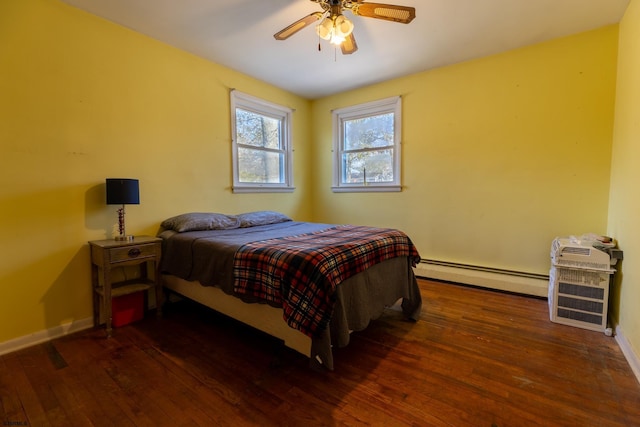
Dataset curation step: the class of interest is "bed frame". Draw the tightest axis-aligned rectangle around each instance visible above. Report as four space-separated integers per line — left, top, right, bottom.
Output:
162 274 312 356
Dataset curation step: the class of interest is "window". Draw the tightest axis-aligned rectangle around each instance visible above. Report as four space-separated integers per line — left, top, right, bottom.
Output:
332 96 402 192
231 90 294 193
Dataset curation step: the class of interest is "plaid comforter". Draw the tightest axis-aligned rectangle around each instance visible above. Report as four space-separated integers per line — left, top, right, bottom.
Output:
233 225 420 338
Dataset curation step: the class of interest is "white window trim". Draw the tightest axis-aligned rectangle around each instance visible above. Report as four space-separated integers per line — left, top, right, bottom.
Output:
230 90 295 193
331 96 402 193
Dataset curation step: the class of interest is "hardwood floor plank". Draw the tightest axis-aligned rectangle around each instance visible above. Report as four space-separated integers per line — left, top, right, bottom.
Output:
57 335 144 426
0 356 29 425
3 352 49 426
2 279 639 426
125 317 292 426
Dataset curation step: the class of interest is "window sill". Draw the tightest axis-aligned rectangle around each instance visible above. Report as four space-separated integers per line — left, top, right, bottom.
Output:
232 185 295 194
331 185 402 193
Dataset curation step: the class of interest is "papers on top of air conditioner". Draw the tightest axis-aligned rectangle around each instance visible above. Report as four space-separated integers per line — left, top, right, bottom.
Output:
551 234 622 272
569 233 616 250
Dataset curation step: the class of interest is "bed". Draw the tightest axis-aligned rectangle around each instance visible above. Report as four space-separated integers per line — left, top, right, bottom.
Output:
158 211 422 370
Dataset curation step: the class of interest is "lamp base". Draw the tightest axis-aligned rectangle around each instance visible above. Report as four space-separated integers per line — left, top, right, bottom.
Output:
115 235 135 242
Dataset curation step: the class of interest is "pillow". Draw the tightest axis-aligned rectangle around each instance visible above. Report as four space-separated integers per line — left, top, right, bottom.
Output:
237 211 292 228
160 212 240 232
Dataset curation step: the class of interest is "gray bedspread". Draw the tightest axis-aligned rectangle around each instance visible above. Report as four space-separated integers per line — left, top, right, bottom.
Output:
159 221 422 370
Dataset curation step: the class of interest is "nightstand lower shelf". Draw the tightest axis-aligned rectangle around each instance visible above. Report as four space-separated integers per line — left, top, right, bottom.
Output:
95 280 156 298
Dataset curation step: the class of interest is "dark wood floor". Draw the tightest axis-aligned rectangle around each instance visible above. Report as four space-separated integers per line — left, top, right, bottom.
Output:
2 279 640 426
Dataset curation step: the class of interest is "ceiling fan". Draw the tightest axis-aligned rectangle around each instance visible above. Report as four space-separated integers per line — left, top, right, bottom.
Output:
274 0 416 55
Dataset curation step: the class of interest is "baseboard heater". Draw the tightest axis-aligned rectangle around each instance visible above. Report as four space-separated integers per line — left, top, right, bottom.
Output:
414 259 549 297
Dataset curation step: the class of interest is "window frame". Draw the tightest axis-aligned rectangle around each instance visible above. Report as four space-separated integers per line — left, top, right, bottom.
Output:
230 90 294 193
331 96 402 193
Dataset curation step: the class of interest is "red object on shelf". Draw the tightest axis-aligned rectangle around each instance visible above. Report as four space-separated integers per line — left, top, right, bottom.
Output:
112 291 144 327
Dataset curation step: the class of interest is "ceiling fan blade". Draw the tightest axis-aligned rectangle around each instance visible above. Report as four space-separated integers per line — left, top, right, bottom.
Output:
274 12 323 40
352 3 416 24
341 33 358 55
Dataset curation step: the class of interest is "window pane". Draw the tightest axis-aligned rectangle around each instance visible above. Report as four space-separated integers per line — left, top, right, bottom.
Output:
236 108 281 149
238 147 284 183
344 113 394 150
341 149 394 184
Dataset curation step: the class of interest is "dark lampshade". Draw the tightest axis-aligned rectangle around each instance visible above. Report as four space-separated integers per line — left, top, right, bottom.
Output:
106 178 140 241
106 179 140 205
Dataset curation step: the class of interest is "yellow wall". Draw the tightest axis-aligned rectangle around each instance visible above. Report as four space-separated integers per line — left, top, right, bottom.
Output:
0 0 312 343
311 26 618 275
609 0 640 362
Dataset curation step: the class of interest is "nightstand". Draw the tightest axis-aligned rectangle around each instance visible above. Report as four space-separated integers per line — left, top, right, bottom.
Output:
89 236 162 337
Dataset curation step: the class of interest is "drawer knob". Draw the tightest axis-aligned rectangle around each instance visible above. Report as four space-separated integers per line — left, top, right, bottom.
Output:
128 248 141 257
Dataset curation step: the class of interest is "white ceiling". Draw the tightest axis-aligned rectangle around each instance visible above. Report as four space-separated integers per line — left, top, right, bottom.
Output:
61 0 629 100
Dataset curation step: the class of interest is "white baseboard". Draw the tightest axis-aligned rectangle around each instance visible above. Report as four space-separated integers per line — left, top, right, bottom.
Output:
0 317 94 356
615 325 640 385
415 260 549 297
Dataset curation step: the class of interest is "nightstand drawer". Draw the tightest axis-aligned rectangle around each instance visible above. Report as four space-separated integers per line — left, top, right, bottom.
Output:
110 243 157 263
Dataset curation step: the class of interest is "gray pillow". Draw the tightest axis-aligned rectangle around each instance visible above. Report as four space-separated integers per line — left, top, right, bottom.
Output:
237 211 292 228
160 212 240 232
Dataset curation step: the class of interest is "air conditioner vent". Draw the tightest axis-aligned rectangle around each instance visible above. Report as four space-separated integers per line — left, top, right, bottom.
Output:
558 282 605 299
561 246 591 256
557 296 603 314
557 308 602 325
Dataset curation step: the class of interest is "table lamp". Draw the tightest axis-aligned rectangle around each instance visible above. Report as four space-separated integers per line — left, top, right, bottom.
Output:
106 178 140 241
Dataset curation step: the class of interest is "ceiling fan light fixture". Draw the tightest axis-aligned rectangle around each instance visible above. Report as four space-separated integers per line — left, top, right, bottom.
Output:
334 15 354 38
316 16 334 40
330 34 346 45
316 14 353 46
